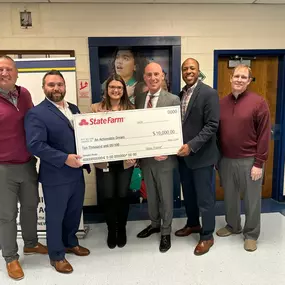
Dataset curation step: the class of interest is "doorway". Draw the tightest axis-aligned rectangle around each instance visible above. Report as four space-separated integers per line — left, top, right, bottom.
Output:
215 53 279 200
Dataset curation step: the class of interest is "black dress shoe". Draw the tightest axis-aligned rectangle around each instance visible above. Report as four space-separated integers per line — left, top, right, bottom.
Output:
159 235 171 253
117 227 127 248
107 230 116 249
137 225 160 238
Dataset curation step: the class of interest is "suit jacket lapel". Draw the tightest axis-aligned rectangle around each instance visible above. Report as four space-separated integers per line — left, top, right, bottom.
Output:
45 99 74 130
140 93 148 108
183 81 201 123
68 103 79 115
156 89 167 107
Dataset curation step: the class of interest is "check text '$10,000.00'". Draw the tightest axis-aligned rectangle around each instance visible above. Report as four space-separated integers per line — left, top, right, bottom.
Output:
73 106 183 164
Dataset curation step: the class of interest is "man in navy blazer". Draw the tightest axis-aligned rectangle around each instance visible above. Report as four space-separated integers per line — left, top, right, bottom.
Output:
24 70 90 274
176 58 220 255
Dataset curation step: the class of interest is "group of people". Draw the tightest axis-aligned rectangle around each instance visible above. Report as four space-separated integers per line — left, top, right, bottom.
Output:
0 54 270 281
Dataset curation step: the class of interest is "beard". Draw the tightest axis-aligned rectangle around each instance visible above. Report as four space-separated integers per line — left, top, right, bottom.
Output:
45 91 65 102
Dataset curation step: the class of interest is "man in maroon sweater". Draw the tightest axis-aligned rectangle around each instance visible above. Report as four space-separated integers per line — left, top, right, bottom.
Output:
216 64 271 252
0 56 47 280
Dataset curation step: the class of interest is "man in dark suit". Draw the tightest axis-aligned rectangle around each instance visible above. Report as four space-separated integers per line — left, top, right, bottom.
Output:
135 62 180 253
24 70 90 274
175 58 220 255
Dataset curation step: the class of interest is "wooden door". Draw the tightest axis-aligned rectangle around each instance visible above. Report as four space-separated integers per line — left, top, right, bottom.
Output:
216 56 278 200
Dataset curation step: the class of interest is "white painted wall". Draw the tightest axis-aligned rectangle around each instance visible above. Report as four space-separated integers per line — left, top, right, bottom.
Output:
1 2 285 205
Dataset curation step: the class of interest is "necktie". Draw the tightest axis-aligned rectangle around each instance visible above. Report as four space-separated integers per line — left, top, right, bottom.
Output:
8 89 19 100
0 89 19 105
147 95 154 108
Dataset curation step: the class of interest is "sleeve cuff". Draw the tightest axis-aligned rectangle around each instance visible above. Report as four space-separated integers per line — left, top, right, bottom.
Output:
253 159 264 168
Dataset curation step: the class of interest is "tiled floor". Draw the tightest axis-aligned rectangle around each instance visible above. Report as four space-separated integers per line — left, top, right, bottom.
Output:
1 213 285 285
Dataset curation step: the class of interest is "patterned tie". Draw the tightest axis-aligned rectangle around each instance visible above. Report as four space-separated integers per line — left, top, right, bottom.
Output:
147 94 154 108
0 88 19 105
8 89 19 106
8 89 19 100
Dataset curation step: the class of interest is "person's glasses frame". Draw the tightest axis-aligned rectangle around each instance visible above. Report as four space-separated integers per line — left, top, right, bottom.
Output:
108 85 123 91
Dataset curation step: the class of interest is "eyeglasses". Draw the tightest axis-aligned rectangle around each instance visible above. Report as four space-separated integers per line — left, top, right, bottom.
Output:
108 85 123 91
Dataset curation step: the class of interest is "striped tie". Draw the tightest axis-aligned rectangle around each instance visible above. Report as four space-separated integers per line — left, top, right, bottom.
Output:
147 95 154 108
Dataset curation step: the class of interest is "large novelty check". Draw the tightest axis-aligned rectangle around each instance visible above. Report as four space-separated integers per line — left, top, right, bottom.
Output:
73 106 183 164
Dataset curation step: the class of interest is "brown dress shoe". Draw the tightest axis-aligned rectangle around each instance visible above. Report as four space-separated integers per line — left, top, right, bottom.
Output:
6 260 24 280
24 242 48 255
50 259 73 274
175 225 201 237
194 238 214 256
66 245 90 256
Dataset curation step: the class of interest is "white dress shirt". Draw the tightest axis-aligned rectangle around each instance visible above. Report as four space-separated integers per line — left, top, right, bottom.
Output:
46 97 74 126
144 88 161 108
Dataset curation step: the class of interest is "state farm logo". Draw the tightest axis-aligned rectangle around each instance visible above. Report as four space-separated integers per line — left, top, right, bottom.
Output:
78 117 125 126
79 119 89 126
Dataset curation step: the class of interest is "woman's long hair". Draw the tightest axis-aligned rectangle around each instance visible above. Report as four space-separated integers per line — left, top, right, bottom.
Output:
111 47 148 83
101 74 134 111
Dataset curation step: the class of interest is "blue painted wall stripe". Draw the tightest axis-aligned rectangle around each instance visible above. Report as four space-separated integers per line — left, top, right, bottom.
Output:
15 60 75 69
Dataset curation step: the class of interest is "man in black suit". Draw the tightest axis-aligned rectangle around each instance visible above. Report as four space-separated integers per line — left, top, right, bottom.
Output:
175 58 220 255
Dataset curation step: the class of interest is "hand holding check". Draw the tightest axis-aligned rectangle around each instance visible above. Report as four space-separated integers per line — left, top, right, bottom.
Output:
177 144 191 157
65 154 83 168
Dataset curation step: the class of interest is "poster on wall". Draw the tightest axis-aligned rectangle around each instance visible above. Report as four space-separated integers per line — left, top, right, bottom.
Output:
98 47 171 104
15 58 86 239
96 47 171 205
78 79 91 99
88 37 182 207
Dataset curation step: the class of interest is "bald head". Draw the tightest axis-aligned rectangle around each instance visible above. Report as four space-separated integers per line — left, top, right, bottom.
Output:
143 62 165 94
145 62 163 73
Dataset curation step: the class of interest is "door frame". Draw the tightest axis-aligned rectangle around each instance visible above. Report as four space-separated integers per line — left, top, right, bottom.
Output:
213 49 285 202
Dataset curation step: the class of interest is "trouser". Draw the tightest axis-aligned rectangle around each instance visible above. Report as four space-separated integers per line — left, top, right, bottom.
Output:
43 177 85 261
0 158 39 263
141 164 174 235
219 157 263 240
179 158 215 240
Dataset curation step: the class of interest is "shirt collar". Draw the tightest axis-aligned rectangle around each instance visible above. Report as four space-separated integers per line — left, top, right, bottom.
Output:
182 80 199 94
0 87 10 96
147 88 161 97
0 86 17 96
231 90 248 100
46 97 69 109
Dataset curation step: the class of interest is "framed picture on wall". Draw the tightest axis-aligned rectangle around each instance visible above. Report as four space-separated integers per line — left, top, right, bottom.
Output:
98 46 171 104
88 36 181 104
88 36 182 207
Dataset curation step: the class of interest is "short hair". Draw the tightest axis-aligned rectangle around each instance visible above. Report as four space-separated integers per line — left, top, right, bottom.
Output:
42 70 65 86
0 55 17 68
232 64 252 79
182 58 200 71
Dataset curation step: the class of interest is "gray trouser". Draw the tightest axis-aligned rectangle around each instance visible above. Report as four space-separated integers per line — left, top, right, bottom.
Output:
0 158 39 263
141 165 174 235
219 157 263 240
